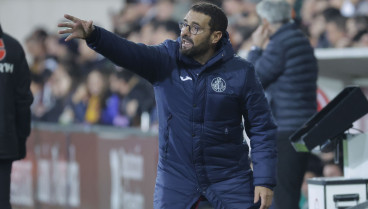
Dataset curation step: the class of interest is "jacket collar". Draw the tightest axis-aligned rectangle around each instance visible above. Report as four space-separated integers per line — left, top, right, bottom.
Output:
270 21 296 40
0 25 3 37
177 31 234 69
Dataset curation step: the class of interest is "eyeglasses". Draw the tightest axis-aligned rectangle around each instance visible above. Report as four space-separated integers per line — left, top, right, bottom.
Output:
178 22 209 35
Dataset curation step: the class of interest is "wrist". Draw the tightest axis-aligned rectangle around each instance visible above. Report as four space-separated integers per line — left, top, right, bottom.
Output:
255 184 274 191
86 25 98 43
86 25 95 39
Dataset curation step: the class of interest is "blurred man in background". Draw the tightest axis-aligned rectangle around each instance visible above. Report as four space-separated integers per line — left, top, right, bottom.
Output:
247 0 318 208
0 24 33 209
58 2 277 209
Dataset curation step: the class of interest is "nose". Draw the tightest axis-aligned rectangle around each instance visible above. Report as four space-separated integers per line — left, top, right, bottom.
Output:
180 25 191 37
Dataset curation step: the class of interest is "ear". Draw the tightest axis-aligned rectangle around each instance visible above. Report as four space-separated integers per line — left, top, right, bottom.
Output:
211 31 223 44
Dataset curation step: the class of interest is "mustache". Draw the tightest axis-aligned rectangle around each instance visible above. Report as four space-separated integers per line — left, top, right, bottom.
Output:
181 36 193 44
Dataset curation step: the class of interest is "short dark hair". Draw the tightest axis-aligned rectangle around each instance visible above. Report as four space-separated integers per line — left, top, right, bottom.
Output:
322 7 341 22
328 15 347 33
190 2 228 37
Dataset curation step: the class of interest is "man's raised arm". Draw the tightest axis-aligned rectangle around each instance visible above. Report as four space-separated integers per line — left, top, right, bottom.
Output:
58 14 171 83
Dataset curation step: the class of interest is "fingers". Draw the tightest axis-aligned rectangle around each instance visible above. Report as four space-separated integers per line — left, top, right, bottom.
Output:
64 14 79 23
260 24 267 34
254 187 273 209
260 25 269 37
263 20 270 29
64 34 76 42
58 19 76 40
58 22 74 28
260 193 266 209
255 25 263 34
260 193 272 209
58 28 74 35
58 14 93 41
254 189 260 204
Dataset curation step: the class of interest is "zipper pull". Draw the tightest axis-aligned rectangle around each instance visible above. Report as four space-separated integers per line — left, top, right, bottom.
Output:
225 128 229 135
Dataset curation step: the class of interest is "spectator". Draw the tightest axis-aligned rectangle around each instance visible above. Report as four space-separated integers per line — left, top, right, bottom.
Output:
346 15 368 40
139 20 157 44
307 7 343 48
56 36 79 64
222 0 248 26
325 13 350 47
323 160 344 177
84 69 110 124
103 70 155 127
26 28 55 85
142 0 176 23
247 0 318 208
111 1 152 37
308 12 330 48
300 0 329 27
299 154 324 209
352 29 368 47
25 28 49 74
78 40 113 76
70 82 89 123
0 24 33 209
151 20 181 44
34 61 77 123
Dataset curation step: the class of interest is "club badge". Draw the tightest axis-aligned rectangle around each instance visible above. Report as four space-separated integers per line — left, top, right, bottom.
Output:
211 77 226 93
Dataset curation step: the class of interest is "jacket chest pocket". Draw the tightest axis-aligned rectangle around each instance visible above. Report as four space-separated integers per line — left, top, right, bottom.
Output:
205 74 242 121
204 124 244 144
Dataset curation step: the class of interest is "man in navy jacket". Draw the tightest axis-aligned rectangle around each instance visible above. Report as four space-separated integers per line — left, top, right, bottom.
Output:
247 1 318 208
0 24 33 209
59 2 277 209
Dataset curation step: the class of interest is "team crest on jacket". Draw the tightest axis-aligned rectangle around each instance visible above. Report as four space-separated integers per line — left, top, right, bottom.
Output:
211 77 226 92
0 39 6 61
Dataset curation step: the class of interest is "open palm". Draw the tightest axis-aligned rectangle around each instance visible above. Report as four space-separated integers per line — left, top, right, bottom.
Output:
58 14 94 41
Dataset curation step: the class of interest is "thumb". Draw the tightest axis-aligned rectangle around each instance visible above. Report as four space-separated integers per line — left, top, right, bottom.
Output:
87 20 93 28
254 189 260 203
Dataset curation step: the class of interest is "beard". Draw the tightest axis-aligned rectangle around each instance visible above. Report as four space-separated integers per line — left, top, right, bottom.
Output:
180 35 212 58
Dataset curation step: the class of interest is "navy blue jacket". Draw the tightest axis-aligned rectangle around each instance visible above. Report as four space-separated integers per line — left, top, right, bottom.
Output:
0 25 33 160
248 22 318 132
87 26 277 209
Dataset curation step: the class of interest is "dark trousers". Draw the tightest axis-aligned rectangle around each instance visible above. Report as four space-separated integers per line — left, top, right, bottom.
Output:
271 131 309 209
0 160 13 209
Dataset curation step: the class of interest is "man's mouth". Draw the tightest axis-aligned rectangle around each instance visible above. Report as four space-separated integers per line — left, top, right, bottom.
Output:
181 38 193 50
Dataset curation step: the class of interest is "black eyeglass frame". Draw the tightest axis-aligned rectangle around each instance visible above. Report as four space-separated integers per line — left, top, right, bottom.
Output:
178 22 211 35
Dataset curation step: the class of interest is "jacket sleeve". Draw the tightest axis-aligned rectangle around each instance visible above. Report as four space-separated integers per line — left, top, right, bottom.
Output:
86 26 171 84
15 45 33 159
247 42 285 89
241 63 277 188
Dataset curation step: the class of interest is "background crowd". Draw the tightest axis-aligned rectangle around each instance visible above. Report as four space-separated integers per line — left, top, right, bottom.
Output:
26 0 368 128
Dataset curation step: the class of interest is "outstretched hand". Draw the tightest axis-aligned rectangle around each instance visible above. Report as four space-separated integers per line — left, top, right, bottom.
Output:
58 14 94 41
254 186 273 209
